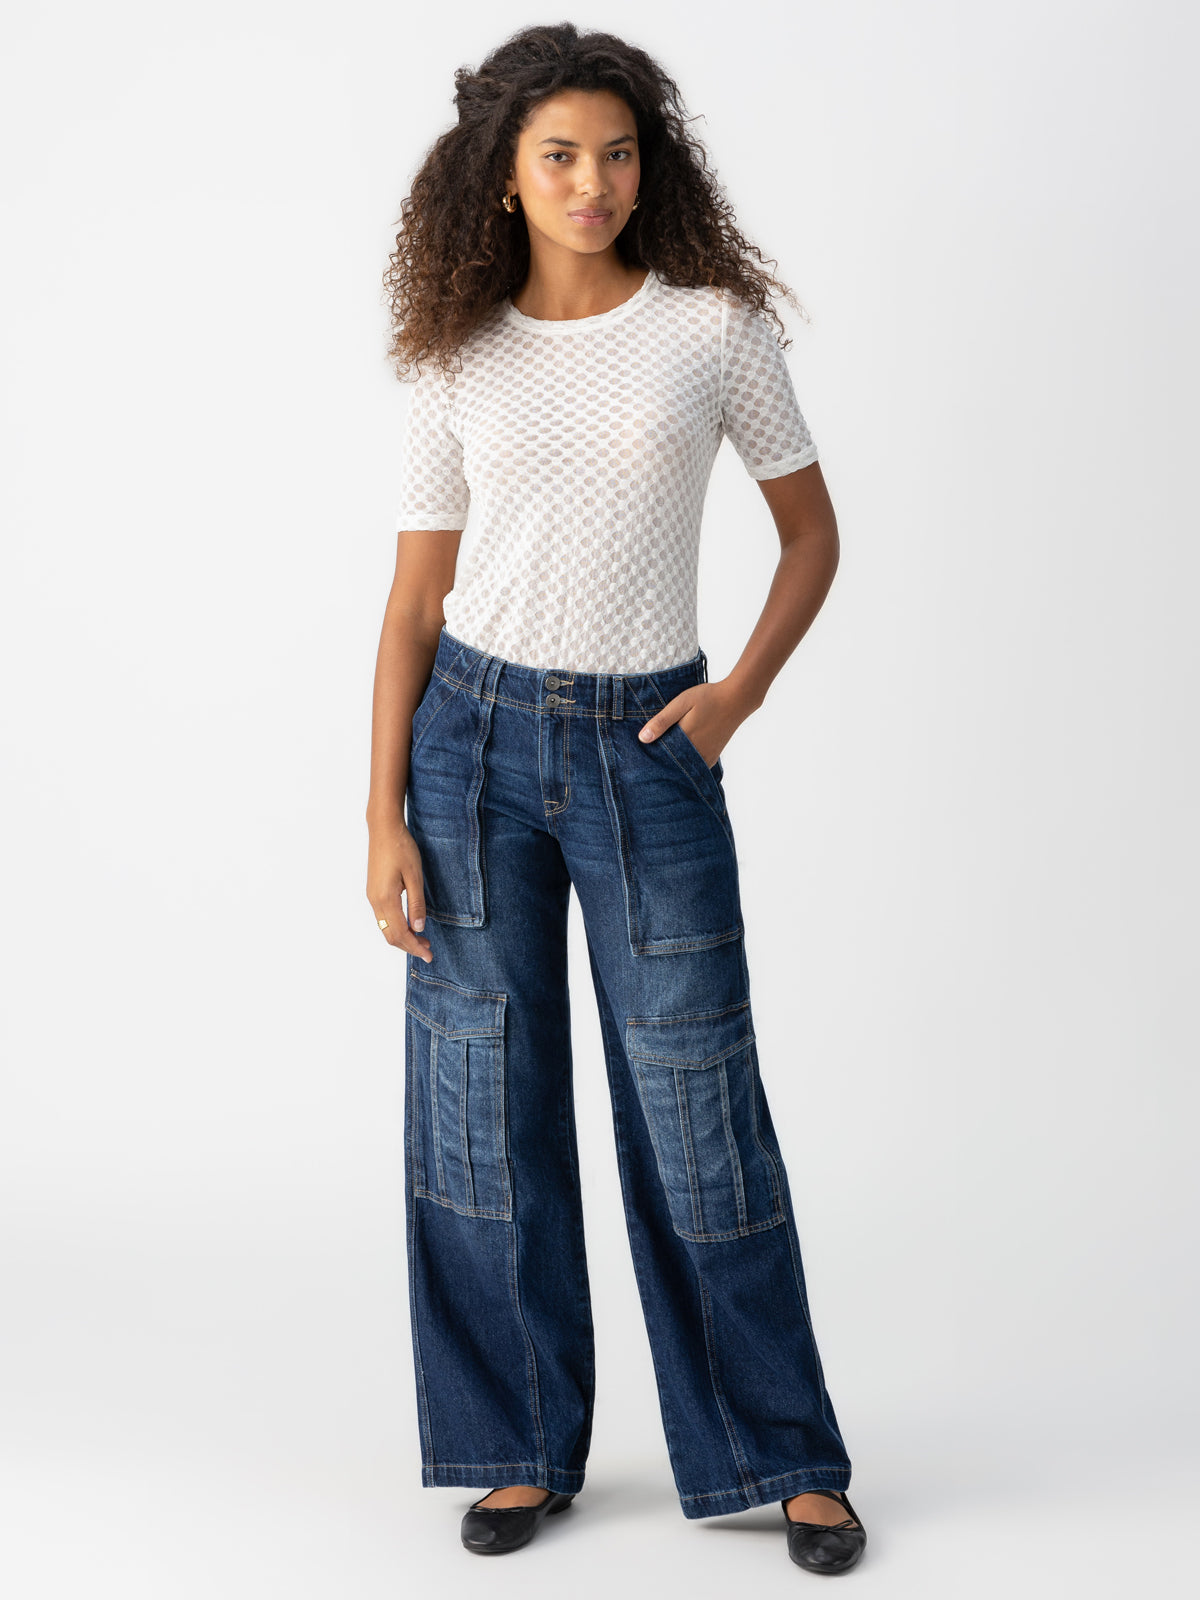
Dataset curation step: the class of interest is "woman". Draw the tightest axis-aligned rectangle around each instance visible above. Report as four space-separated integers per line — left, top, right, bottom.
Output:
367 22 866 1574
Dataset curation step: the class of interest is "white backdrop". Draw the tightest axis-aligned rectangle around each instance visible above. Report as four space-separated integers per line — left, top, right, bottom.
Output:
2 2 1196 1594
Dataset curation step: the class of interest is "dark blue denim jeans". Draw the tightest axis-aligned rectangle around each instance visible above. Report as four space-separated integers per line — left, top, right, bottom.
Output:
403 625 852 1519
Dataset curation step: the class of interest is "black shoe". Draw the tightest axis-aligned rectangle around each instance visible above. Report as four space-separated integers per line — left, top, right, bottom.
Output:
782 1488 866 1573
460 1488 576 1554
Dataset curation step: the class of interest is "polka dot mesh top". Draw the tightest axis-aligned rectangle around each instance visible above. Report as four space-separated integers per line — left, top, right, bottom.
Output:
392 267 819 674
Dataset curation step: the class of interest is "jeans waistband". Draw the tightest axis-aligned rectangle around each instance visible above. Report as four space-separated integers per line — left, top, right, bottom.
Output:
431 626 709 720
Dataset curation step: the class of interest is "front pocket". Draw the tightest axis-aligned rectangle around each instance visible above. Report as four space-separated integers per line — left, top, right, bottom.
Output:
626 1000 784 1243
598 711 742 957
406 972 512 1220
404 677 496 927
409 671 457 754
665 718 725 785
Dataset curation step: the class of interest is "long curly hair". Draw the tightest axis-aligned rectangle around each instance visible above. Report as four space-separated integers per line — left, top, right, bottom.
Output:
383 21 809 380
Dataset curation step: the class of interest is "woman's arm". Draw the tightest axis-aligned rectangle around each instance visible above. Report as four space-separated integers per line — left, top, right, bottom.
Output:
365 529 462 961
639 461 839 764
724 459 840 711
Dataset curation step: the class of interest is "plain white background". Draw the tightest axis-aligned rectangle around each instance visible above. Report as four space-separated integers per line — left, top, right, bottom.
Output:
2 2 1196 1594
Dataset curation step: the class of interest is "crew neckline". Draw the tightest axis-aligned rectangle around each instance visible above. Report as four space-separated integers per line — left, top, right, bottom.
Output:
504 267 659 333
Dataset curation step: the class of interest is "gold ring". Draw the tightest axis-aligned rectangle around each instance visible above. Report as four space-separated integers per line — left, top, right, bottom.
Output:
377 918 389 931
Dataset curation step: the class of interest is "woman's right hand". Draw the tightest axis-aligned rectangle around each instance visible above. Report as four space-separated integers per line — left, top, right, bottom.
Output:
367 813 434 963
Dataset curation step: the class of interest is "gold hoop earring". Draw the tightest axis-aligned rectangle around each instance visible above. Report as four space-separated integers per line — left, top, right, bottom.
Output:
632 193 640 209
502 192 517 213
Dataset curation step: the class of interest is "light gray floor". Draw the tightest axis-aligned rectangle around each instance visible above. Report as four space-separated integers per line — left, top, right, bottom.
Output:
2 1447 1194 1597
3 1393 1193 1596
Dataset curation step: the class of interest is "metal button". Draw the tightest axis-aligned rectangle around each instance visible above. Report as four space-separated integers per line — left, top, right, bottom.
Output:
544 675 561 689
545 693 561 707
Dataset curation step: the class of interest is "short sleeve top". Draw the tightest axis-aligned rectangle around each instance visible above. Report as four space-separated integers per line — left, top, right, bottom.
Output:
393 268 818 674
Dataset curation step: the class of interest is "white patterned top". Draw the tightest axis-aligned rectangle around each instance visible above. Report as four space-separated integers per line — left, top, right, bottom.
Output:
393 267 819 674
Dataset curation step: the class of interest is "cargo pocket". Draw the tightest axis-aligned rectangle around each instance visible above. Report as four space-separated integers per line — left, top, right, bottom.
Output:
626 999 784 1243
598 690 742 957
406 972 512 1221
405 673 496 927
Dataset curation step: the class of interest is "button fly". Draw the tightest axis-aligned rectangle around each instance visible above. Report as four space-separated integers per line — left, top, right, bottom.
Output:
545 693 561 707
544 676 561 689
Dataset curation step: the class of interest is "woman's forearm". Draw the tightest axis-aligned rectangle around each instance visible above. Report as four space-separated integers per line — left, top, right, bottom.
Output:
365 589 444 828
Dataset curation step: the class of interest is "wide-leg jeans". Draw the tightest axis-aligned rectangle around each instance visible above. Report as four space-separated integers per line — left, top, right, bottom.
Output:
402 624 852 1519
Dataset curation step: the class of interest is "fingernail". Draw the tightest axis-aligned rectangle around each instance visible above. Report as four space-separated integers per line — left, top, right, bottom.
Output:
639 728 652 741
413 917 425 931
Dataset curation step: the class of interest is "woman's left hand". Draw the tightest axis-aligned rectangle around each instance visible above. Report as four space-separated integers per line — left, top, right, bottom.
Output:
637 680 744 769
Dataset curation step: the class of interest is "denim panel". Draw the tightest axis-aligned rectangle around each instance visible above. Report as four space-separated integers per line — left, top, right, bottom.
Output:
597 703 743 957
406 971 512 1221
626 1000 785 1243
405 668 495 927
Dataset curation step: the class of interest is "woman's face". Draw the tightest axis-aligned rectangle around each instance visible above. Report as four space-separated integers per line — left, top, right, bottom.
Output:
506 88 641 258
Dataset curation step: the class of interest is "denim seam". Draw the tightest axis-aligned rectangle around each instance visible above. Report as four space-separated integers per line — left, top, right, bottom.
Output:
543 700 574 816
746 1048 785 1215
674 1065 703 1236
558 1022 596 1458
680 1465 852 1502
412 1189 514 1221
497 1028 514 1215
406 1010 424 1195
459 1039 474 1211
429 1031 445 1200
431 670 707 717
466 671 491 923
627 1030 756 1067
505 1182 548 1479
626 998 753 1062
428 671 613 714
630 929 743 954
426 688 715 720
632 1061 670 1203
422 1461 585 1472
673 1211 786 1245
407 1017 435 1467
593 714 642 952
410 678 457 754
696 1269 756 1499
717 1060 749 1232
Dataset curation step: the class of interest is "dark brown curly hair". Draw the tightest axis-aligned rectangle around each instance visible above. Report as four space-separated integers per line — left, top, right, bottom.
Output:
383 21 809 380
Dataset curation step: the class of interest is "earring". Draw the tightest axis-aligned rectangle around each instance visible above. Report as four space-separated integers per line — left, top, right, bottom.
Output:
501 191 517 213
632 192 639 209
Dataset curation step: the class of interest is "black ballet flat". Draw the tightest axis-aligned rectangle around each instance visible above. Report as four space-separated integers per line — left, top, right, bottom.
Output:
782 1488 866 1574
460 1488 576 1554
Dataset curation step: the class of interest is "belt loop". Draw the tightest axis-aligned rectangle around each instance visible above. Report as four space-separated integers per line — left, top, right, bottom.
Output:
699 647 709 684
612 673 624 720
468 647 493 699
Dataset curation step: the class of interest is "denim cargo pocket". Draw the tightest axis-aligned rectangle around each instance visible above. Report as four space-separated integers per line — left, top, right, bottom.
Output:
598 687 742 958
626 999 784 1243
406 971 511 1221
404 672 496 927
